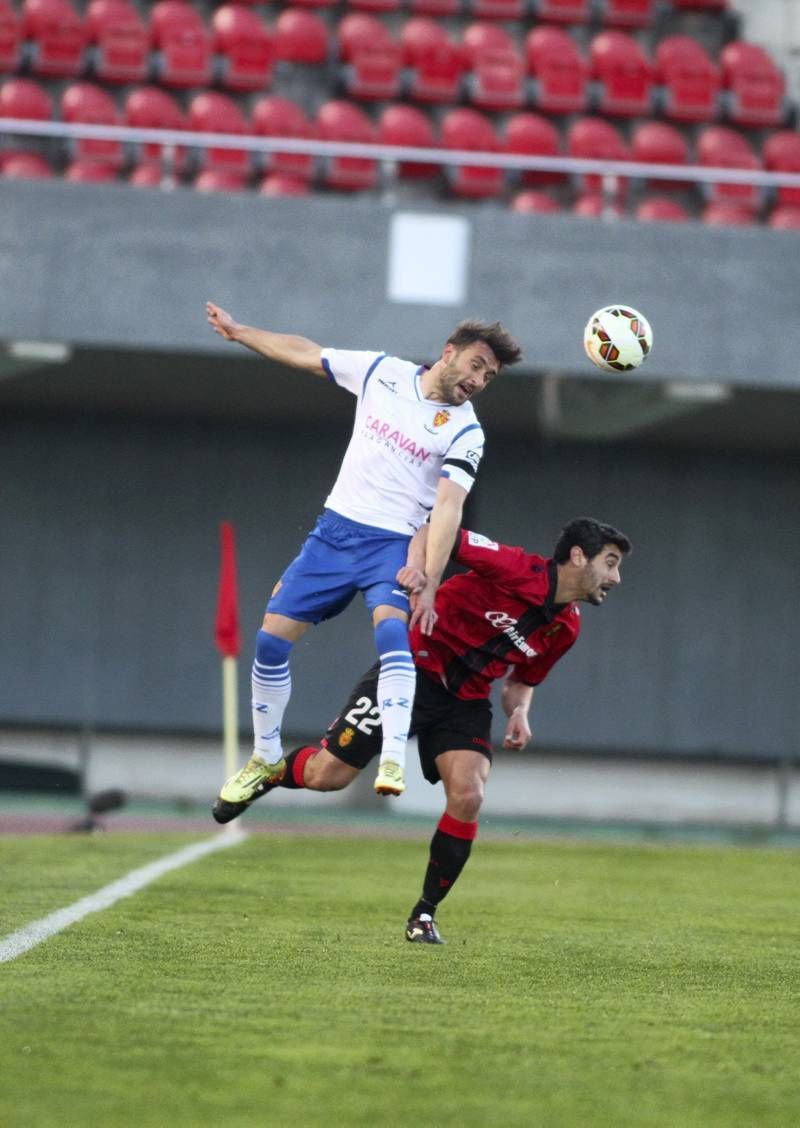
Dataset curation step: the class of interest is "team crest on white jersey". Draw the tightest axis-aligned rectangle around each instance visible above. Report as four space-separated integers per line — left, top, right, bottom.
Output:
432 409 450 428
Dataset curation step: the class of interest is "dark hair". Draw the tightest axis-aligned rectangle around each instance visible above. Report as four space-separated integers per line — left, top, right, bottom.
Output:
553 518 632 564
447 319 523 369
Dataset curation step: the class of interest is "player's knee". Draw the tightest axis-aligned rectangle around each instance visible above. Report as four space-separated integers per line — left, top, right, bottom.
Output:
446 776 485 821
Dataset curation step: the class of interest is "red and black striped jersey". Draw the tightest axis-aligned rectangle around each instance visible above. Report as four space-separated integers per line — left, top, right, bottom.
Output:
410 529 581 700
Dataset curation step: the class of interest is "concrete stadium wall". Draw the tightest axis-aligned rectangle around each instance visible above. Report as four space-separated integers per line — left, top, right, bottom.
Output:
2 179 800 390
2 408 798 762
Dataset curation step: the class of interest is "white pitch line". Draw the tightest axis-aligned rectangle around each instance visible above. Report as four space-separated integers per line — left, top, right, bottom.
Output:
0 826 246 964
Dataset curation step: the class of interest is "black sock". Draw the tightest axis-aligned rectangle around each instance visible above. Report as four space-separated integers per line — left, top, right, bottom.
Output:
409 814 478 918
278 746 318 789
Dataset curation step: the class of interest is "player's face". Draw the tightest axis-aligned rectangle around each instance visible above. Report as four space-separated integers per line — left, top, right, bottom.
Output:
579 545 623 606
438 341 499 406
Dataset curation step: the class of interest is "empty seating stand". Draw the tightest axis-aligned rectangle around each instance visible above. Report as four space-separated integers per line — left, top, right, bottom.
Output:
1 0 797 234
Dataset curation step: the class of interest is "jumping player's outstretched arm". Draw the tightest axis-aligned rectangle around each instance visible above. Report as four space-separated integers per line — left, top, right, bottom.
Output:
206 302 325 377
501 677 534 750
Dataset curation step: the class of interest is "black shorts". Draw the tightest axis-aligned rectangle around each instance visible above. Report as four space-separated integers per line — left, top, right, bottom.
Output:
322 663 493 785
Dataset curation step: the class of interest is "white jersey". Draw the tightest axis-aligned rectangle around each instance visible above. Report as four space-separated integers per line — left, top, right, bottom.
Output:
320 348 485 535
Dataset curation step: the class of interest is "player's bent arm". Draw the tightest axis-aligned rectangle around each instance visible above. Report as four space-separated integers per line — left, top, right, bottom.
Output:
409 479 467 633
396 523 428 594
206 302 325 376
424 477 468 591
501 678 534 750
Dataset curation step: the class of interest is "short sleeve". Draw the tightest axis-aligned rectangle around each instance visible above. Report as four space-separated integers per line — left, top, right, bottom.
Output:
454 529 531 579
320 348 386 395
441 423 484 494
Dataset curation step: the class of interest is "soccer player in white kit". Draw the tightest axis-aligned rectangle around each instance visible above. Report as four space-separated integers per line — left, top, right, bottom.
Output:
206 302 522 810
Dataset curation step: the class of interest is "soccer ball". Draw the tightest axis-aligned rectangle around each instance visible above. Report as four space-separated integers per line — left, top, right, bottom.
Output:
583 305 653 373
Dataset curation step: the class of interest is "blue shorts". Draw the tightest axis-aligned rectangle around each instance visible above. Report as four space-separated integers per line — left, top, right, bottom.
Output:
266 509 412 624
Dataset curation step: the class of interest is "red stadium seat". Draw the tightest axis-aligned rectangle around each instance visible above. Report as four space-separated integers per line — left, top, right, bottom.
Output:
0 76 53 120
85 0 149 84
526 27 589 115
22 0 86 77
252 95 315 180
599 0 658 28
287 0 335 9
440 107 503 199
378 103 436 178
504 111 561 186
630 120 689 190
337 14 403 100
720 41 786 128
768 205 800 231
347 0 402 11
654 35 720 124
671 0 726 9
573 192 624 218
129 162 169 187
408 0 460 15
0 150 53 177
337 12 393 60
701 202 755 226
0 0 23 73
151 0 213 88
566 116 628 197
469 0 525 20
315 99 378 191
402 18 465 105
187 90 250 174
534 0 592 23
61 82 124 169
590 30 654 118
123 85 187 172
259 171 311 195
762 130 800 208
65 157 119 182
194 168 248 192
212 5 273 93
510 188 561 214
696 124 761 211
463 23 526 111
273 8 329 64
635 196 690 222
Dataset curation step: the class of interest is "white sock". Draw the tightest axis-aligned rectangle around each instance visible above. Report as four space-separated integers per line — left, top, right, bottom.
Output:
251 658 291 765
377 652 415 768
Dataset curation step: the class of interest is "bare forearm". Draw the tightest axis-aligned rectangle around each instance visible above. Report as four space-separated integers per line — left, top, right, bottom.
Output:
406 524 428 573
424 483 466 590
232 326 324 374
207 302 324 374
502 679 534 720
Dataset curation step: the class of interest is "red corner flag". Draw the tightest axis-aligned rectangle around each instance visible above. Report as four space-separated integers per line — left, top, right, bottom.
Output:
215 522 241 658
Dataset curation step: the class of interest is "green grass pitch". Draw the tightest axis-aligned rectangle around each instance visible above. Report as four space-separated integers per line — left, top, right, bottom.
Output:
1 830 798 1127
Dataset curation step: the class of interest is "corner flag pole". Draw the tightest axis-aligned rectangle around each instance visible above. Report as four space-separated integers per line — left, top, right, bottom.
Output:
215 522 241 781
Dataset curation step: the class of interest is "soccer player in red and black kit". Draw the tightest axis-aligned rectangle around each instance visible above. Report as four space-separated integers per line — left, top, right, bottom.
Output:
213 516 631 944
